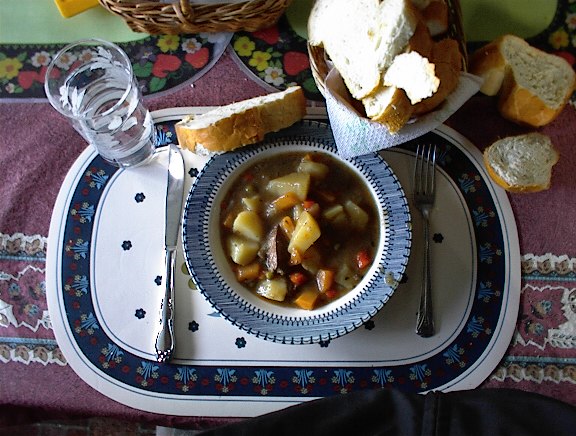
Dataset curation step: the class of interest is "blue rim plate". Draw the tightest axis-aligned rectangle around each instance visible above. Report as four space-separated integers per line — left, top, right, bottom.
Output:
182 121 412 344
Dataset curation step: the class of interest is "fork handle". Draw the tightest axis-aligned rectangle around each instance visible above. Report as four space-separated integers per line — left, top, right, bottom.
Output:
416 216 434 337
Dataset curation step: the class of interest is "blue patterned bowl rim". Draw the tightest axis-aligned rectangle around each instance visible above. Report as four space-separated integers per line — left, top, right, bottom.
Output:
182 121 411 344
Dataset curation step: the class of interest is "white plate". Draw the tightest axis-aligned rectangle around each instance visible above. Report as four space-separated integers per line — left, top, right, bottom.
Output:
46 108 520 417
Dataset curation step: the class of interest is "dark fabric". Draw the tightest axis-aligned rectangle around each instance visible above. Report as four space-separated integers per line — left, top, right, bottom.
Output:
199 388 576 436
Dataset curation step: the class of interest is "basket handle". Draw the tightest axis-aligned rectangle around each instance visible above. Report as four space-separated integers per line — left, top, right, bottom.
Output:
175 0 195 24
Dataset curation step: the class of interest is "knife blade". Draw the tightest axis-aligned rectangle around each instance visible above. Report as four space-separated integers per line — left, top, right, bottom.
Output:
155 144 185 362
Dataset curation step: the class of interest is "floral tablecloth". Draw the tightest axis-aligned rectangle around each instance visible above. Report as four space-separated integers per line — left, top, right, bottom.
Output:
1 0 576 430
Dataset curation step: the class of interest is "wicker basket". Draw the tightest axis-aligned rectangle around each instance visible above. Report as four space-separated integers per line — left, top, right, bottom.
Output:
307 0 468 96
98 0 292 35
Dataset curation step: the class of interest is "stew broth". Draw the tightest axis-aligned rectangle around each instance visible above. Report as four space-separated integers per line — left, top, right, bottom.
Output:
220 151 380 310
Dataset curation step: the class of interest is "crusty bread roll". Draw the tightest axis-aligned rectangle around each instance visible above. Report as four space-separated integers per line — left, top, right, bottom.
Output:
483 132 559 193
469 34 576 127
175 86 306 155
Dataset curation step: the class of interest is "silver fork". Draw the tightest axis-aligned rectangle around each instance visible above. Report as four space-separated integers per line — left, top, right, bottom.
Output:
413 144 437 337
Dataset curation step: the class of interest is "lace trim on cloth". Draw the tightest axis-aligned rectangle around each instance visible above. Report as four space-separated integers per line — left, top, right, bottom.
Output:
522 253 576 276
0 232 47 260
2 236 576 382
0 232 59 364
489 253 576 387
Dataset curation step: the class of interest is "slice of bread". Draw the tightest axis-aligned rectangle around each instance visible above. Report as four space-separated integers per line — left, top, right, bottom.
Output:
483 132 559 193
308 0 418 100
175 86 306 155
470 34 576 127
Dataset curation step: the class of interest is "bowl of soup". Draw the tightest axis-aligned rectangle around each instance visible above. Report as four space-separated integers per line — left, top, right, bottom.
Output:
182 121 411 344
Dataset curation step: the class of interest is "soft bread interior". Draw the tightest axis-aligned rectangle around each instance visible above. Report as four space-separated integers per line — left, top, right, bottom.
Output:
384 51 439 104
308 0 418 100
501 38 575 110
484 133 559 191
470 34 576 126
175 86 306 155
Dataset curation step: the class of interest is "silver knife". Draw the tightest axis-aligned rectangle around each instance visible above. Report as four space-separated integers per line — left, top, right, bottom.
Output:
155 144 185 362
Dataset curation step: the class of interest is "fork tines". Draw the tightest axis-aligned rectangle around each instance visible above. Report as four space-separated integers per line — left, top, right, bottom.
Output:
414 144 437 199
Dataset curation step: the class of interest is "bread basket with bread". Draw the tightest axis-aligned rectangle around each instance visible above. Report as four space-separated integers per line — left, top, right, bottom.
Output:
307 0 483 158
98 0 292 34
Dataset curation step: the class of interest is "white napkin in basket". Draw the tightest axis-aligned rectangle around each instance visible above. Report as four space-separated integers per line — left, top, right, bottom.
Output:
323 68 483 158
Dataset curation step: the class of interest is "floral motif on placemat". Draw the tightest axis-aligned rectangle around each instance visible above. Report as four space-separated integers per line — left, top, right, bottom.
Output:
0 233 49 332
484 253 576 399
0 33 231 99
229 3 576 103
231 16 320 101
513 255 576 350
515 284 571 349
0 232 65 365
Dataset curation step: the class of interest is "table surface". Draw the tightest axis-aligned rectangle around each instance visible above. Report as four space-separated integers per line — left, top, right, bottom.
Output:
2 0 576 430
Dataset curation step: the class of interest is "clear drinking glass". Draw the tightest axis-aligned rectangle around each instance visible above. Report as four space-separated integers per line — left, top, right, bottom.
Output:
44 38 155 168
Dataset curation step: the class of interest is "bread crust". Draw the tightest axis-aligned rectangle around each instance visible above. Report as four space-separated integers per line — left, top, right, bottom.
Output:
483 154 552 193
413 38 461 114
468 37 507 96
497 79 565 128
470 34 576 127
422 0 448 36
175 87 306 154
483 132 559 193
406 15 434 57
363 87 414 133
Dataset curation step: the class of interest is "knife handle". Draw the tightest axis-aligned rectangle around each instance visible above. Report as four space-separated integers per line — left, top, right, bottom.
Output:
155 246 176 362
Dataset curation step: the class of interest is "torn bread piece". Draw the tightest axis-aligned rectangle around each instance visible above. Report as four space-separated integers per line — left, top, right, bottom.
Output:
384 51 440 104
362 86 414 133
308 0 419 100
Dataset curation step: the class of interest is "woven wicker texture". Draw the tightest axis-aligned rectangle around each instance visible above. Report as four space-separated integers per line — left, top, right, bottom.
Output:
98 0 292 34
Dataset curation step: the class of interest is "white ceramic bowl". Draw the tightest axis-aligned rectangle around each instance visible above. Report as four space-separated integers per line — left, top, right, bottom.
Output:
182 121 411 344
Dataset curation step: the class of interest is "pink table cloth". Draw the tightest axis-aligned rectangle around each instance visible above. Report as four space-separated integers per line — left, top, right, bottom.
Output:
2 5 576 430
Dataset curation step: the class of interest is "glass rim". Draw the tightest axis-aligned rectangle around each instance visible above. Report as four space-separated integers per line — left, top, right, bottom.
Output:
44 38 135 121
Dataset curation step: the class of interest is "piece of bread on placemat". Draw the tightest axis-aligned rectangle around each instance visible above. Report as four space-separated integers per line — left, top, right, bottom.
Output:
470 34 576 127
175 86 306 155
483 132 559 193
